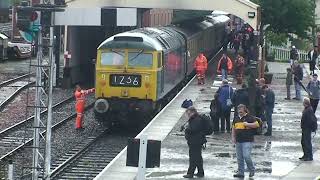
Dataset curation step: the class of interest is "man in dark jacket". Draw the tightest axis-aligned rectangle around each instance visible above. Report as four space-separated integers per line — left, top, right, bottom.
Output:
292 60 303 100
307 73 320 113
210 93 221 134
232 84 249 119
307 46 318 75
232 104 259 178
217 79 234 133
300 98 315 161
285 68 293 100
183 107 206 178
262 85 275 136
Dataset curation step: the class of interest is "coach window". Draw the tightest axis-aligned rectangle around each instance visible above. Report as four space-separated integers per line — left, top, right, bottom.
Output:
128 51 153 68
101 50 125 66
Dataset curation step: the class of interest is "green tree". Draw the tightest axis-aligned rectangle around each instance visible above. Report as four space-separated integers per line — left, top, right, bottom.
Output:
251 0 315 39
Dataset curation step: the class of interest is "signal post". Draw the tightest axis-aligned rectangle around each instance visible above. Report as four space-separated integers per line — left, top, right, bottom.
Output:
16 1 64 179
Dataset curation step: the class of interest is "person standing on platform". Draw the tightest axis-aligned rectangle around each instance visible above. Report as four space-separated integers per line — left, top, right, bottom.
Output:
232 104 259 178
235 54 245 84
262 85 275 136
307 46 318 75
210 93 222 135
307 73 320 113
217 53 233 80
194 53 208 85
290 46 299 67
233 32 241 55
232 84 249 120
217 79 234 133
292 60 303 100
182 106 206 178
299 98 315 161
285 67 293 100
74 85 95 129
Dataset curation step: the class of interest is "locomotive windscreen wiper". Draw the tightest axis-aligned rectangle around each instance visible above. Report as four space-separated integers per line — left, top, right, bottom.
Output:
111 49 124 57
129 49 144 62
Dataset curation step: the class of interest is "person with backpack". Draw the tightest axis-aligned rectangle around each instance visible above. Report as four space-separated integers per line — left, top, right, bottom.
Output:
210 93 222 134
232 104 260 178
182 106 206 178
299 98 316 161
217 79 234 133
307 73 320 113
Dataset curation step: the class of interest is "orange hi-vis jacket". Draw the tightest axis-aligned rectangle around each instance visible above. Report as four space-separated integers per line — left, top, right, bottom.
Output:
194 54 208 71
75 88 95 112
217 56 233 74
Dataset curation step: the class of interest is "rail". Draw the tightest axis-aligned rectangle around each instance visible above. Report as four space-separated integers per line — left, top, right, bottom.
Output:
268 45 309 62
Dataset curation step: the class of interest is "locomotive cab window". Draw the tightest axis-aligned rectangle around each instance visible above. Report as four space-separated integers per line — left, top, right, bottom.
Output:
128 51 153 68
101 50 125 66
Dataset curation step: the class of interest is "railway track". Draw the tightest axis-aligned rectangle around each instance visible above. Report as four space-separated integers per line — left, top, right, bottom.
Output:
0 96 92 163
0 73 34 111
50 130 128 180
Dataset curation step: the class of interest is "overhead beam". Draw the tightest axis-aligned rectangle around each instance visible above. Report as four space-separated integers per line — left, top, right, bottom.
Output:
66 0 260 30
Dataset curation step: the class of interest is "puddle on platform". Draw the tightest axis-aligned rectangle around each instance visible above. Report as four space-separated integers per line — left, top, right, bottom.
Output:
269 161 297 176
215 152 234 158
270 141 299 148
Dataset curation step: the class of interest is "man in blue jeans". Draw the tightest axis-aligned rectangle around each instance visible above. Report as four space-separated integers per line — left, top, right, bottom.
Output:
232 104 259 178
262 85 275 136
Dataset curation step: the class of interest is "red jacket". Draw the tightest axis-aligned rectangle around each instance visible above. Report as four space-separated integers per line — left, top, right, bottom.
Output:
194 54 208 71
217 56 233 73
75 88 95 112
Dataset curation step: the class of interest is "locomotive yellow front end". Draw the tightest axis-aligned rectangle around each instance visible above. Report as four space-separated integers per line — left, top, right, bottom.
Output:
94 45 161 127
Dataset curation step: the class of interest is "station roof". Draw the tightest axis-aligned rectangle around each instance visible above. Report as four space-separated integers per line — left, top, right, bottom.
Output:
66 0 260 30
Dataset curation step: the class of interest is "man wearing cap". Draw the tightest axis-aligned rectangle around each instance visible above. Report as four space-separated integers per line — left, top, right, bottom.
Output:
307 73 320 113
290 46 299 66
308 46 319 75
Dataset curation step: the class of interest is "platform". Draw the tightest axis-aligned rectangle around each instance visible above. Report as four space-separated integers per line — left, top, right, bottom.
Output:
95 60 320 180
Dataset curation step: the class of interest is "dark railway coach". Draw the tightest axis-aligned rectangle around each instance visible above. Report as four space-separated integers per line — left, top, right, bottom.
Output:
94 15 230 127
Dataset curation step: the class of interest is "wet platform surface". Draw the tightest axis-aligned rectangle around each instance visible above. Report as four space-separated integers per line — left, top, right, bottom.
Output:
95 60 320 180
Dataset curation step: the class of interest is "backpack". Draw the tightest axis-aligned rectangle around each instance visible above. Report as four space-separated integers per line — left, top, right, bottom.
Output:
181 99 193 108
201 114 214 135
311 113 318 132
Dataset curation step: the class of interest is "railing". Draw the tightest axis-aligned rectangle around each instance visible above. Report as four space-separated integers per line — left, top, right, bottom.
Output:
268 45 308 62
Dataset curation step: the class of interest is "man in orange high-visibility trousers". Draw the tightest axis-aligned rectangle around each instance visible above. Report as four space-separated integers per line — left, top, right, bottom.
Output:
74 85 95 129
194 53 208 85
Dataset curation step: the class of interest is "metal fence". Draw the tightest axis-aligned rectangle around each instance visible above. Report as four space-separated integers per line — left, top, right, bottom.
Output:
268 45 308 62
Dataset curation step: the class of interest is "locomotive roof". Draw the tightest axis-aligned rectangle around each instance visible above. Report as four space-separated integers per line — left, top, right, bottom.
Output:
98 27 186 51
98 32 164 51
98 15 229 51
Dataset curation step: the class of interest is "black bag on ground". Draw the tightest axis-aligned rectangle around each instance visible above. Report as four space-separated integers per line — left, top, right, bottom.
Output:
201 114 214 135
181 99 193 108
